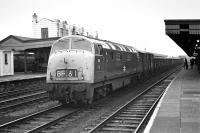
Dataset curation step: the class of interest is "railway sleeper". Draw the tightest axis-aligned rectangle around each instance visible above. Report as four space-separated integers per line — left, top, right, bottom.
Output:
106 123 138 128
102 127 135 132
119 114 144 118
114 116 142 120
110 120 140 125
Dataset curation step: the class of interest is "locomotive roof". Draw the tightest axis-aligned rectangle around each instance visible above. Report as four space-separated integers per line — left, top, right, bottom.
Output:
153 53 168 59
58 35 178 59
66 35 138 53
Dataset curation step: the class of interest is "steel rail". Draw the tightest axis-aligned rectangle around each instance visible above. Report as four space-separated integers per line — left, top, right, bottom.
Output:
0 91 47 105
0 104 62 129
24 108 81 133
87 67 180 133
0 95 48 112
0 87 43 100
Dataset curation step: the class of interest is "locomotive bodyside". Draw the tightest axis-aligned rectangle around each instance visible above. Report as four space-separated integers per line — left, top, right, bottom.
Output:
93 45 139 92
91 40 141 94
46 35 183 104
46 35 141 104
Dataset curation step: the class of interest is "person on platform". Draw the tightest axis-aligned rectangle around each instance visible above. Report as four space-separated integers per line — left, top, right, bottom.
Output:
190 58 195 69
184 58 188 70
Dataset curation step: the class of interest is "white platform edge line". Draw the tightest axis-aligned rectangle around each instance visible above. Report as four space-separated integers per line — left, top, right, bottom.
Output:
143 71 181 133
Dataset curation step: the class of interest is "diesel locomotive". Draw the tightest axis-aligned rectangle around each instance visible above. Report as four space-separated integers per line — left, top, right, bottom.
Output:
46 35 183 104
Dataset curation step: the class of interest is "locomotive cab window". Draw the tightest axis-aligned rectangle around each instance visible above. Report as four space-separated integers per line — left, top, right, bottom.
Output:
98 45 103 55
50 39 70 55
95 44 103 55
71 38 92 52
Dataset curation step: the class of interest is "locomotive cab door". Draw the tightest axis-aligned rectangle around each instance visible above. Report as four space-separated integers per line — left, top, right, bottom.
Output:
94 44 105 82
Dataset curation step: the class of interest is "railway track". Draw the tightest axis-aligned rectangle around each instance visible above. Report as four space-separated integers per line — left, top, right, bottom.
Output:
0 68 180 133
84 71 178 133
0 78 45 101
0 91 48 112
0 78 45 93
0 78 48 113
0 104 80 133
0 86 43 101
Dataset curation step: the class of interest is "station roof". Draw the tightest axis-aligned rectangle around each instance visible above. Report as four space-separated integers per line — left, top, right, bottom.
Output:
164 19 200 57
0 35 59 51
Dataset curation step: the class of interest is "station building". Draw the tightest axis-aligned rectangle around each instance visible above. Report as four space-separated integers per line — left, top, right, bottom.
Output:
32 13 98 39
0 13 98 74
0 35 59 73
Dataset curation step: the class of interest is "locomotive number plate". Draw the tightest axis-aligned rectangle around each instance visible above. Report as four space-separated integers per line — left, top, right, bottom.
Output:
56 69 77 78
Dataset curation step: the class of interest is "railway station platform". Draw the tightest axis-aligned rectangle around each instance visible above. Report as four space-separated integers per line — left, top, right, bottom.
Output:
0 72 46 83
146 66 200 133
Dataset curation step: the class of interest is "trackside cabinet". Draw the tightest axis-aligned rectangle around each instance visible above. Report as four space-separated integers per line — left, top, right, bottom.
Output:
0 50 14 76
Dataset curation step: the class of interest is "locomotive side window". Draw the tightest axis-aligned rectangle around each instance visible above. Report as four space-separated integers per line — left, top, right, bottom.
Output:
126 54 132 61
71 38 92 52
110 52 114 60
116 52 121 61
136 52 140 62
51 39 70 54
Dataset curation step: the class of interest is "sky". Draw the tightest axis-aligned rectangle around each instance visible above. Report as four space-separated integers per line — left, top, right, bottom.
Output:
0 0 200 56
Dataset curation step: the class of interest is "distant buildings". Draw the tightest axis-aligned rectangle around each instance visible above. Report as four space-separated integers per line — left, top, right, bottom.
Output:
32 13 98 39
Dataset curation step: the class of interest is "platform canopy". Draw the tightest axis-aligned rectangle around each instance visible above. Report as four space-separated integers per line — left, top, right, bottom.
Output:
0 35 59 51
164 19 200 57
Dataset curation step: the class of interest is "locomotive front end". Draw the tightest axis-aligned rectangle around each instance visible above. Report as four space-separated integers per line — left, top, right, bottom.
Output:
46 36 95 104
